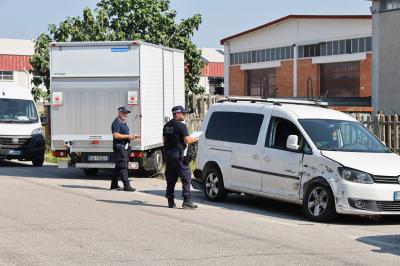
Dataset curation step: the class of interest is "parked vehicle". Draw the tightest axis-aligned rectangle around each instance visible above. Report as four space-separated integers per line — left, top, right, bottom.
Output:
194 98 400 222
0 85 45 166
50 41 185 175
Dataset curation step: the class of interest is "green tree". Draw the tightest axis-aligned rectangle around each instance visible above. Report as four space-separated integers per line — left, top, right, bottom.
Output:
30 0 204 101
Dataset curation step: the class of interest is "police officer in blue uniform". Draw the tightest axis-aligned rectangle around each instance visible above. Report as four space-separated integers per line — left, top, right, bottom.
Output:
111 106 139 191
163 106 199 209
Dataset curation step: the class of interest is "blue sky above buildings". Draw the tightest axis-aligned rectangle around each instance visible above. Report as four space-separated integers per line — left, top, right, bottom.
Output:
0 0 372 47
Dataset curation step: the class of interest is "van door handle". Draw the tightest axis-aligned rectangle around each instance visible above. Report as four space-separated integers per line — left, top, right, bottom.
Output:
252 154 260 160
263 156 271 162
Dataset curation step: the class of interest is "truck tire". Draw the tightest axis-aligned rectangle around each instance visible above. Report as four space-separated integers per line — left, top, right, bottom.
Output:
153 150 164 173
83 168 99 176
32 156 44 167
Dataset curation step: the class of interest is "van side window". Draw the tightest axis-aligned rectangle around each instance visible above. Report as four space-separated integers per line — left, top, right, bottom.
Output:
266 117 305 151
206 111 264 145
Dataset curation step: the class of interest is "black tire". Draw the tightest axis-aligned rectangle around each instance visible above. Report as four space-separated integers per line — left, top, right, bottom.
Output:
83 168 99 176
302 182 337 222
153 150 164 173
32 156 44 167
203 166 227 202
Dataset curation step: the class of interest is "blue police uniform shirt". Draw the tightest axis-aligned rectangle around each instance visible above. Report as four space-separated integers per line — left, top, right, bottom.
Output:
163 119 189 152
111 117 130 145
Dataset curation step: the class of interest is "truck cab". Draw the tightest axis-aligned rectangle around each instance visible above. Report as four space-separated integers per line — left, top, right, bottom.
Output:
0 85 45 166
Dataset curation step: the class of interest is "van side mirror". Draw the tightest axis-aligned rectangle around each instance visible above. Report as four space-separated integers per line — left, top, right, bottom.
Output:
286 135 299 151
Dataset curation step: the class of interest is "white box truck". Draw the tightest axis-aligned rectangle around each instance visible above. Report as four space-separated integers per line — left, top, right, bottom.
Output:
50 41 185 175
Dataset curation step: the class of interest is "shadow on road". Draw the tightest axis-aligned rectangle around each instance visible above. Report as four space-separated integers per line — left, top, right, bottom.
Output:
0 160 154 180
139 189 400 226
357 235 400 256
60 185 110 191
98 199 168 209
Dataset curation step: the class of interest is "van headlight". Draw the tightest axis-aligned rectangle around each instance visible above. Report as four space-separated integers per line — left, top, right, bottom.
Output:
31 127 43 135
338 167 374 184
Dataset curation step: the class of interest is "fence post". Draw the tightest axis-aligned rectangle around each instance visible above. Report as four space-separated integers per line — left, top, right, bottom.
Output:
387 115 392 149
373 114 380 138
395 115 399 154
382 115 386 144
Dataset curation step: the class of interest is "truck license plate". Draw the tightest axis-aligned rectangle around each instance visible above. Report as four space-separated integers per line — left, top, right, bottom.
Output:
87 155 110 162
8 150 21 155
394 192 400 201
129 162 139 169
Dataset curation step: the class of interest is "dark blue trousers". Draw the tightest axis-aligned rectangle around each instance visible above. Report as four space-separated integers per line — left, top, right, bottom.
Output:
165 153 191 201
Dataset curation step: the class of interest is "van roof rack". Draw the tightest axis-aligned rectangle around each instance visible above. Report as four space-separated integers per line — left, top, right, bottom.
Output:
218 97 328 107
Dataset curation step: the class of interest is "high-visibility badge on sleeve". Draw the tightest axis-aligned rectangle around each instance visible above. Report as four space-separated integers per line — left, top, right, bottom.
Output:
128 91 138 106
52 92 63 106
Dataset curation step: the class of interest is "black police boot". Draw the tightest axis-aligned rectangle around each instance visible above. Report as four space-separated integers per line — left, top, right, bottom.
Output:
168 198 176 208
123 181 136 192
110 180 121 190
182 199 198 209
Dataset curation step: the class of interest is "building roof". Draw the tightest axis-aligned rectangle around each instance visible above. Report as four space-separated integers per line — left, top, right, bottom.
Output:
220 15 372 45
0 39 35 56
201 48 224 63
201 62 224 77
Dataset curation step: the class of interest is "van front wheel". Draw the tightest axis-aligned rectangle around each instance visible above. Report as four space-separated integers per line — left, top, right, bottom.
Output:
302 182 336 222
203 166 227 202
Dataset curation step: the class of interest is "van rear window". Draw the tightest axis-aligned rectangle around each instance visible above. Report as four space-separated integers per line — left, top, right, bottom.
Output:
205 111 264 145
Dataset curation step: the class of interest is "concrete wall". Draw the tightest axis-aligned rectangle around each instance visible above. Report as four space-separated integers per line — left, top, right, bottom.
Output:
377 9 400 113
228 18 372 53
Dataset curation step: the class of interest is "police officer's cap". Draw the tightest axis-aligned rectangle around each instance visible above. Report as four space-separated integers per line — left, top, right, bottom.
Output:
171 105 188 114
118 106 131 113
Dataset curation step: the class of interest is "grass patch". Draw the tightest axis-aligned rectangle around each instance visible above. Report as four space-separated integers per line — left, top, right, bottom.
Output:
45 151 68 164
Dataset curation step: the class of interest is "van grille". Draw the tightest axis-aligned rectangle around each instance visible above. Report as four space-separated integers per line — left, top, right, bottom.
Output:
373 175 400 184
0 136 31 148
376 201 400 212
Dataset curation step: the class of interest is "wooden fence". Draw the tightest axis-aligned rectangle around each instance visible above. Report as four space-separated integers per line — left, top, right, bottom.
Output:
186 100 400 154
186 94 225 115
352 113 400 153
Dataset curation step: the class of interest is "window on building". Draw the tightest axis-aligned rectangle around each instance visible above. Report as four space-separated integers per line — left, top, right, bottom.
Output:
320 61 360 97
332 41 339 55
366 37 372 51
359 38 366 53
352 38 359 53
345 39 352 54
206 111 264 145
247 68 276 98
381 0 400 11
0 71 13 81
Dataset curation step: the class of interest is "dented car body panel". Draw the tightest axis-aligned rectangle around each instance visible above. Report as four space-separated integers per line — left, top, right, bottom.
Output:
195 99 400 217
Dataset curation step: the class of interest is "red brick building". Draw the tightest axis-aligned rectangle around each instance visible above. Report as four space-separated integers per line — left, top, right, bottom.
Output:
221 15 373 112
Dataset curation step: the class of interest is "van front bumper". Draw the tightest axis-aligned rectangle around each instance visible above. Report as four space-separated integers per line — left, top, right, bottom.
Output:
0 135 45 160
335 180 400 215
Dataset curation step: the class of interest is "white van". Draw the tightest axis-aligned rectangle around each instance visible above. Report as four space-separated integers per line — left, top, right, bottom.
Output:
0 85 45 166
194 98 400 222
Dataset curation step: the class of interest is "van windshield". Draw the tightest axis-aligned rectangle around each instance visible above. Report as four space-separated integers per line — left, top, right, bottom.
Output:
299 119 390 153
0 99 39 123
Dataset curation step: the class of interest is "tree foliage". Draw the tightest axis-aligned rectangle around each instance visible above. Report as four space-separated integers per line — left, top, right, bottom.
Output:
30 0 204 101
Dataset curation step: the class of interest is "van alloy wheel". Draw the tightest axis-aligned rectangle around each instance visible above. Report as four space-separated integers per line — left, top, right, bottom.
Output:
307 186 328 216
302 182 336 222
206 173 219 198
203 166 227 202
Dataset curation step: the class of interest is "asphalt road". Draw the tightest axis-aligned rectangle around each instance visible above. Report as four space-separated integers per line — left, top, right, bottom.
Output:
1 160 400 265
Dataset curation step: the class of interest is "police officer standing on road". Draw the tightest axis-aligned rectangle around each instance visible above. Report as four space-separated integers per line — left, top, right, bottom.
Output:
163 106 199 209
111 107 139 192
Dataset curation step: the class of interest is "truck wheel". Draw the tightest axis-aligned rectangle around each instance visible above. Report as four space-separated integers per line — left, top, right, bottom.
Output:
83 168 99 176
302 182 337 222
32 156 44 167
203 166 227 202
153 150 164 173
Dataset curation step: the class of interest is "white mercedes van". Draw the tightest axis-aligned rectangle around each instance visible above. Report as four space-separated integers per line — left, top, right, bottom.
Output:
0 85 45 166
194 98 400 222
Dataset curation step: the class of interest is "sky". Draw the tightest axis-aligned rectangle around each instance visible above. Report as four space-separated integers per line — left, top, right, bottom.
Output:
0 0 372 48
